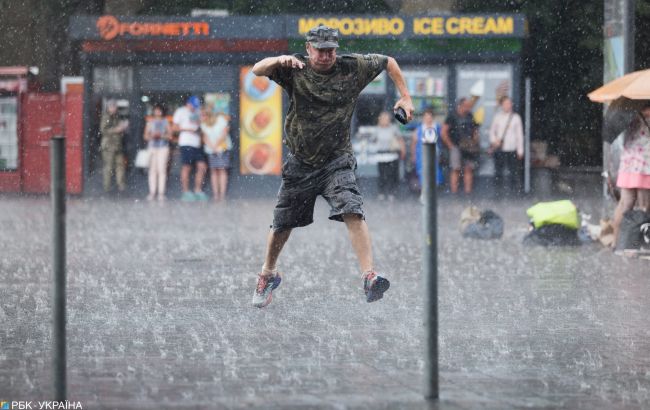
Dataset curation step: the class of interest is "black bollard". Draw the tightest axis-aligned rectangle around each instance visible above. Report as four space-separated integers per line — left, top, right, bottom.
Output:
422 131 438 399
50 136 67 400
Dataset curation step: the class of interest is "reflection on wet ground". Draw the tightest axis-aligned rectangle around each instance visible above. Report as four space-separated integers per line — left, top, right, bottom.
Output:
1 195 648 409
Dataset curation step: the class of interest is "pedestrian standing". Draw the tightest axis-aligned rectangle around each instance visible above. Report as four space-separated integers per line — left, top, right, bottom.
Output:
489 96 524 196
411 107 442 189
441 98 480 195
612 103 650 247
375 111 405 201
143 104 172 201
100 100 127 193
172 96 208 201
250 24 414 308
201 109 232 202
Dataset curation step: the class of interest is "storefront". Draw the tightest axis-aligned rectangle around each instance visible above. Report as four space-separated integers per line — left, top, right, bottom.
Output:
68 13 526 195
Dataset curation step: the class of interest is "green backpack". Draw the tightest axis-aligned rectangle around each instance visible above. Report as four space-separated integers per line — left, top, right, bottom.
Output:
526 200 580 230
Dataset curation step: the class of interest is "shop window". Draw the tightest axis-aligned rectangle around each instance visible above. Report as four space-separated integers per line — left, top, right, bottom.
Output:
400 66 448 121
0 97 18 170
456 63 514 176
93 67 133 94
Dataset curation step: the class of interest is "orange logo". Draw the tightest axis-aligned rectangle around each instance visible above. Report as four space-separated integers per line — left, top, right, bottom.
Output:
97 15 120 40
96 15 210 41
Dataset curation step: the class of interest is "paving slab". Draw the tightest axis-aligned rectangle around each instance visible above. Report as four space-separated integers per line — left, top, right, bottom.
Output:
1 194 649 409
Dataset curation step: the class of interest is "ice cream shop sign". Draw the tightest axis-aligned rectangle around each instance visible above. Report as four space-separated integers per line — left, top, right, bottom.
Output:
96 15 210 40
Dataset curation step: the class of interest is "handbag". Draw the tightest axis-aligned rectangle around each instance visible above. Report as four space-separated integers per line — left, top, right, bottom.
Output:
458 136 480 154
134 149 151 168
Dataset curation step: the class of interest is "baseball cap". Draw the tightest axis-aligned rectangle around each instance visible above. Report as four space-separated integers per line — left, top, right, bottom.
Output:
306 25 339 49
187 95 201 109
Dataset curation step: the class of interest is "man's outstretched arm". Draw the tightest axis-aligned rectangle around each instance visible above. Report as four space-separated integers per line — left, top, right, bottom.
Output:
252 55 304 77
386 57 414 121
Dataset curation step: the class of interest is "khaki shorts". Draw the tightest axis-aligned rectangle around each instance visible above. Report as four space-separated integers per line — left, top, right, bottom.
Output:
450 146 477 171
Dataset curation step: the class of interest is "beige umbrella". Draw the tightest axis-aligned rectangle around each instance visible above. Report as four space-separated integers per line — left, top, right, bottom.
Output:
588 69 650 102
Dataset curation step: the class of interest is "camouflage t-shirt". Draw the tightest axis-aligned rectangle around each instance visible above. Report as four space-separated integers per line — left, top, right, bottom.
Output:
269 53 388 167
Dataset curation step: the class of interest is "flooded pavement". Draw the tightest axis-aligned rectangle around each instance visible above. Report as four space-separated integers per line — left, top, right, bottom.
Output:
1 193 649 409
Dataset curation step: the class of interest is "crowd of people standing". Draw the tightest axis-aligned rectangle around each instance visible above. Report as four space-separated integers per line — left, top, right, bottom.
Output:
371 93 524 198
98 94 528 202
99 95 232 202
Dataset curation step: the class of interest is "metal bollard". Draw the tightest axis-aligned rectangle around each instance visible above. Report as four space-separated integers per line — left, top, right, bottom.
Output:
422 129 439 399
50 136 67 400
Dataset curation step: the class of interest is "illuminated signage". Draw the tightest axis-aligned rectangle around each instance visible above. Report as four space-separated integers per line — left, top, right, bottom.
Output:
68 14 526 42
298 17 405 36
413 16 514 36
96 15 210 40
295 15 522 38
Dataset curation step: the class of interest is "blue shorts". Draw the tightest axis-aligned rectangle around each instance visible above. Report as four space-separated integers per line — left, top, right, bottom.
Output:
180 146 206 166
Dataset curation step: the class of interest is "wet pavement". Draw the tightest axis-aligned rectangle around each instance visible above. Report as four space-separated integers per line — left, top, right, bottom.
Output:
1 192 649 409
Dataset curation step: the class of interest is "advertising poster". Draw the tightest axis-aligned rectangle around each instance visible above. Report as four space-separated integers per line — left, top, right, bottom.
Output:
239 67 282 175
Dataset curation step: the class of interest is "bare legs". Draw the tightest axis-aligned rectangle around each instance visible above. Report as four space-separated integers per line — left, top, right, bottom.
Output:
262 228 292 273
450 169 460 194
612 188 646 247
194 161 207 193
181 162 207 194
210 169 229 202
342 214 373 273
450 166 474 194
181 164 191 193
463 166 474 194
261 214 373 276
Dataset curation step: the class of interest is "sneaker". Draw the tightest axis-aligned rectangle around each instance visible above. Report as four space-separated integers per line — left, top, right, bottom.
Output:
194 191 209 201
181 191 196 202
363 271 390 303
252 272 282 308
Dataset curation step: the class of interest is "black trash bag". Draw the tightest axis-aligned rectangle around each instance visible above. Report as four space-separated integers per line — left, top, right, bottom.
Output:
523 224 580 247
616 210 650 251
462 210 504 240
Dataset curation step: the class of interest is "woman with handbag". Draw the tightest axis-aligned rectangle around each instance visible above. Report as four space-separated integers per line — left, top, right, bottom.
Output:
441 97 480 195
489 96 524 196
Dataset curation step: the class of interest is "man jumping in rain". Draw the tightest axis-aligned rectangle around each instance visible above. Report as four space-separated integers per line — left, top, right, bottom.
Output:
250 25 414 308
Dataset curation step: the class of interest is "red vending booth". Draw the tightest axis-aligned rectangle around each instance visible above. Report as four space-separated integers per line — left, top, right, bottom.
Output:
0 67 28 192
0 68 83 194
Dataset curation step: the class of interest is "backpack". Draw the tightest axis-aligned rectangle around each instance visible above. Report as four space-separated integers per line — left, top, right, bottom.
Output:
526 200 580 230
461 207 504 240
616 210 650 251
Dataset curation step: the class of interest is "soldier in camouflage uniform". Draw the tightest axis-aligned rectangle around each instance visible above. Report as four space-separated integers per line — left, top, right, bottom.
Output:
100 100 127 192
250 24 414 308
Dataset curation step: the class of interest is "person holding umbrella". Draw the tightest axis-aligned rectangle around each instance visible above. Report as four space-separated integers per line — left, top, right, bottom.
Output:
612 103 650 246
588 69 650 247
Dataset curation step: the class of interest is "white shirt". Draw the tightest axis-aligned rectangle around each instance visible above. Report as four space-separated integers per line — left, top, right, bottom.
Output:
201 116 232 154
375 124 401 152
173 106 201 148
489 110 524 156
